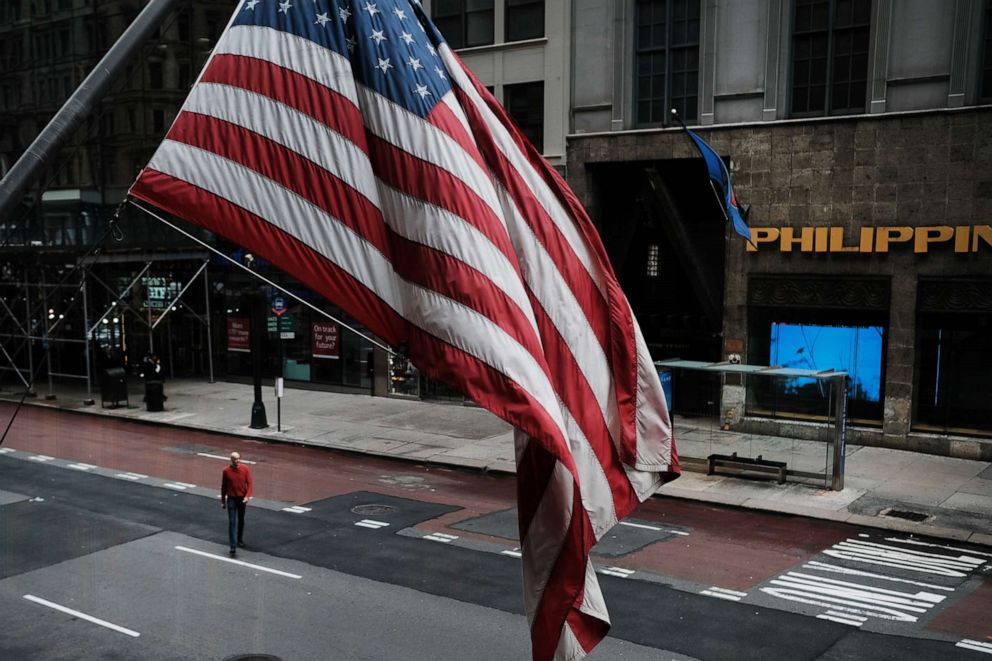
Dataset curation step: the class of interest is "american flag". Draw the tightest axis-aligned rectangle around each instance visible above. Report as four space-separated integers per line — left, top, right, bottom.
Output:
129 1 679 658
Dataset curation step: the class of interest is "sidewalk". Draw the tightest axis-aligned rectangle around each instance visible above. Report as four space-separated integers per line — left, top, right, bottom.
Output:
4 377 991 547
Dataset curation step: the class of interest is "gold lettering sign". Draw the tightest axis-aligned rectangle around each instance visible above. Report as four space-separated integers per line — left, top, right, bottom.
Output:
746 225 992 253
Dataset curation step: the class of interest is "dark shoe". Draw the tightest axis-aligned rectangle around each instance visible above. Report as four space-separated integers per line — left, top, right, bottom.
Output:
237 541 245 548
229 548 236 557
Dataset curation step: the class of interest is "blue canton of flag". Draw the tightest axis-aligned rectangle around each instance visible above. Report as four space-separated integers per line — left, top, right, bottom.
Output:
234 0 451 118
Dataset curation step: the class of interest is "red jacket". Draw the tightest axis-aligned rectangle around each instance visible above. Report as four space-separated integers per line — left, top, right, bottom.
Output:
221 464 253 499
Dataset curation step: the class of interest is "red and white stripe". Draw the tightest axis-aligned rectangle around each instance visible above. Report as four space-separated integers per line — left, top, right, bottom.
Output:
130 18 678 661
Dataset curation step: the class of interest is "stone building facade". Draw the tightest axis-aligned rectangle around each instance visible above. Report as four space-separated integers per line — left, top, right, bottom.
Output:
565 0 992 458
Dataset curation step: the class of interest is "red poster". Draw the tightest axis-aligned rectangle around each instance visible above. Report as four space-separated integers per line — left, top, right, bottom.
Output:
227 318 250 352
312 321 339 359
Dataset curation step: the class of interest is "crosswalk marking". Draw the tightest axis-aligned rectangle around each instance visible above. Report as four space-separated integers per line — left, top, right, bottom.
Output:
957 640 992 655
816 611 867 626
355 519 389 529
803 561 954 591
823 538 985 577
886 536 992 559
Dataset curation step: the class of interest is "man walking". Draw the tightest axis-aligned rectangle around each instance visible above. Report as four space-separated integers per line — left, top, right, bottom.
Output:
220 451 253 556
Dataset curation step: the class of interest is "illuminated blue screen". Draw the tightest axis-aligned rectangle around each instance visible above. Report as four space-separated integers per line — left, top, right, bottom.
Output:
770 323 884 402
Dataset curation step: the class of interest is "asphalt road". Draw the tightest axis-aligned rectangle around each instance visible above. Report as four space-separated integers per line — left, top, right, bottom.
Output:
0 405 989 660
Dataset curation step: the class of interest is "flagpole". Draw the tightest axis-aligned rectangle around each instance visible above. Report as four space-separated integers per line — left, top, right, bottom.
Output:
127 198 398 356
670 109 757 250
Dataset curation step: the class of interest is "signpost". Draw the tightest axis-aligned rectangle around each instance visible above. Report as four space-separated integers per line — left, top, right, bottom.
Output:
271 293 287 394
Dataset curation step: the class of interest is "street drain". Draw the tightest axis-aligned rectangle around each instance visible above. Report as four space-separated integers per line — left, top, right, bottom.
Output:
222 656 282 661
883 508 929 522
351 503 398 515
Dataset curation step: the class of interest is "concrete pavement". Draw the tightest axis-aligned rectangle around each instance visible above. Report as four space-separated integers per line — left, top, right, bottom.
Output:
3 377 990 547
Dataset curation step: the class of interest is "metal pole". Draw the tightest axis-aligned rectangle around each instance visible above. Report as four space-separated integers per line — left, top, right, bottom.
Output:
0 0 181 223
41 270 55 399
831 375 848 491
23 277 34 394
249 283 268 429
81 273 93 404
203 261 214 384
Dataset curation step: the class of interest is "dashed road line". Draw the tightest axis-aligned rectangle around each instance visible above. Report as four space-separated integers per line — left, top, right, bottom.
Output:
196 452 257 465
701 587 746 601
354 519 389 529
957 640 992 655
620 521 689 536
174 546 302 579
23 594 140 637
115 472 148 481
163 481 196 491
0 447 15 454
424 532 458 543
28 454 54 462
282 505 312 514
501 548 522 558
67 463 97 471
600 567 635 579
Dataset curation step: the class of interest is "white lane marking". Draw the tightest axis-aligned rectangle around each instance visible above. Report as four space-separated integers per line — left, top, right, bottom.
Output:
620 521 661 531
67 463 97 471
354 519 389 529
196 452 257 465
29 455 54 462
282 505 312 514
0 447 15 454
700 586 745 601
424 533 458 543
23 594 140 637
163 482 196 490
174 546 302 579
957 640 992 655
115 472 149 481
816 612 865 626
501 549 522 558
823 539 984 577
804 561 954 591
886 537 992 560
619 520 689 536
600 567 635 579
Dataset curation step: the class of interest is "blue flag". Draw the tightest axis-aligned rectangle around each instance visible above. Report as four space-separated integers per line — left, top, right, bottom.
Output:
684 127 752 241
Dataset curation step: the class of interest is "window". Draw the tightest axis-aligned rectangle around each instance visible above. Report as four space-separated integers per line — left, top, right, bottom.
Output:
178 13 191 43
982 1 992 101
152 109 165 134
506 0 544 42
503 81 543 152
149 61 163 89
433 0 494 49
645 244 660 277
790 0 871 116
635 0 700 126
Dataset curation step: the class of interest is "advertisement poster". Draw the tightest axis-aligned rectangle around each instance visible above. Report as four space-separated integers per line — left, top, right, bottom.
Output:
312 322 339 359
227 318 250 352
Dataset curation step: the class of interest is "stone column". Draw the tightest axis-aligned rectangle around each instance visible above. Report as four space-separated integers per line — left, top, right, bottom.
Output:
882 275 915 445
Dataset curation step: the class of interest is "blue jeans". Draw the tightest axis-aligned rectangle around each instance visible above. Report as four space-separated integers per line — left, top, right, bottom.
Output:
226 497 246 550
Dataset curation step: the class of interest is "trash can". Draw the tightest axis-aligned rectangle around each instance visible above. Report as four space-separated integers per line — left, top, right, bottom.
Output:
100 367 128 409
144 380 164 412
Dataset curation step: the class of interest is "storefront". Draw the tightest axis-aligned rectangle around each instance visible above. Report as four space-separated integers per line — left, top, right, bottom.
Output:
567 108 992 458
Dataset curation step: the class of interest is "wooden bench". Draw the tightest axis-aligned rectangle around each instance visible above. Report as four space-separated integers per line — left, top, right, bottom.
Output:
707 452 787 484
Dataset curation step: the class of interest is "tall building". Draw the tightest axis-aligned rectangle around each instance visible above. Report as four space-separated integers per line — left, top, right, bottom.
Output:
564 0 992 454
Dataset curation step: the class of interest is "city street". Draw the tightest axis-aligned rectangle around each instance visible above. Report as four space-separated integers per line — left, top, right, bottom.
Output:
1 405 989 660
